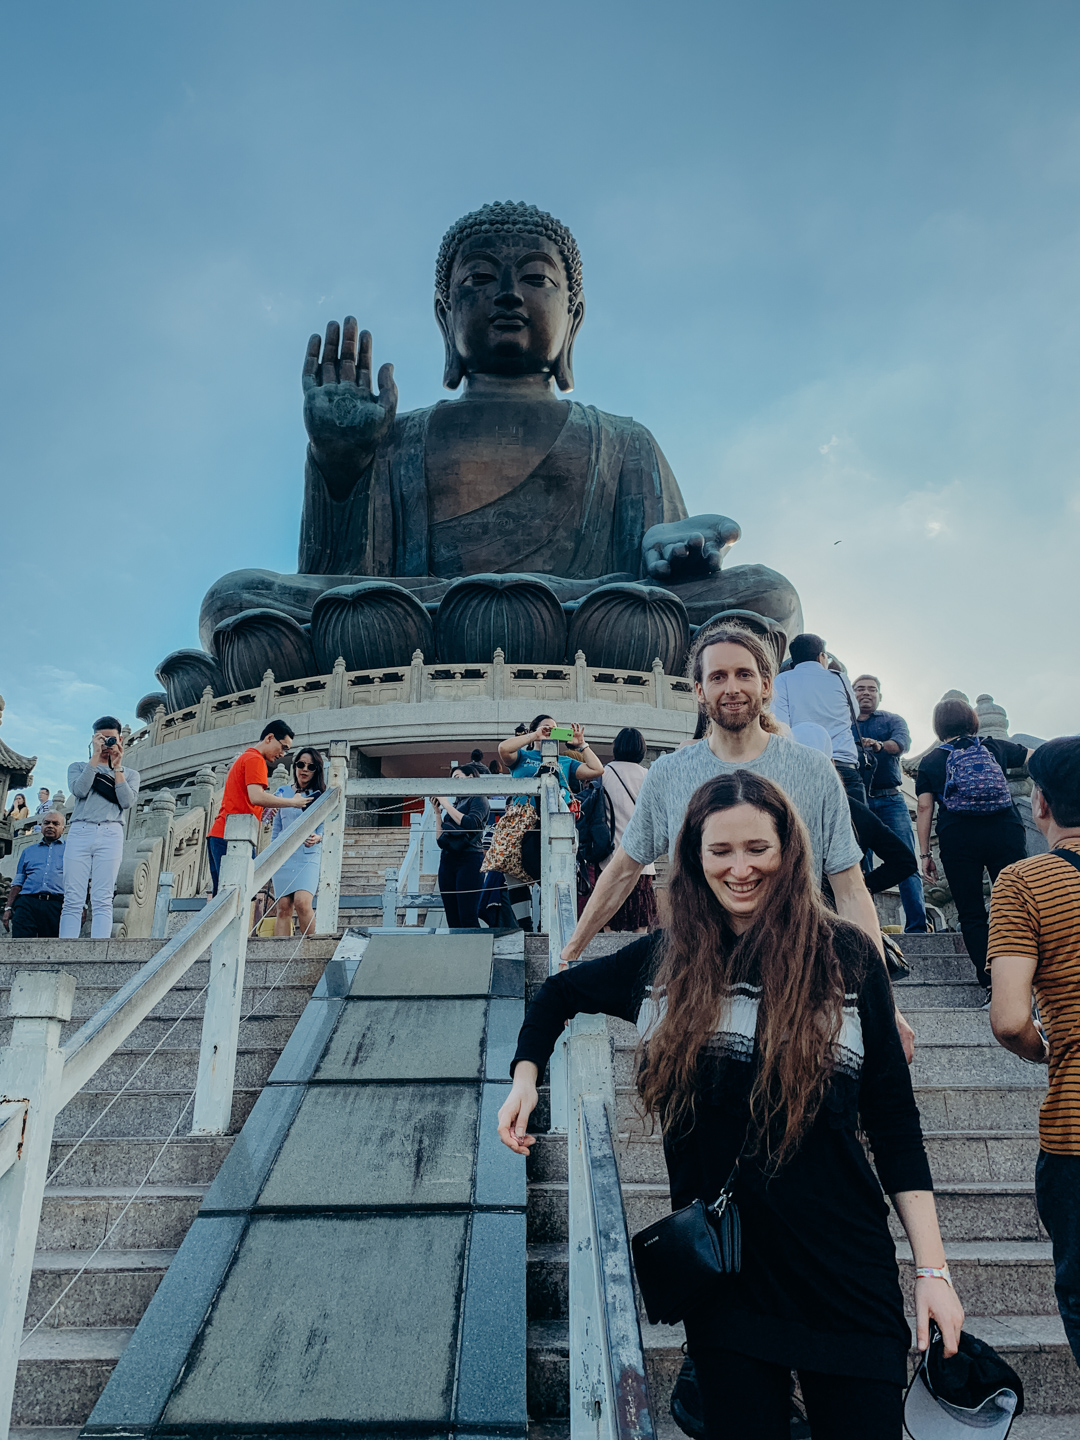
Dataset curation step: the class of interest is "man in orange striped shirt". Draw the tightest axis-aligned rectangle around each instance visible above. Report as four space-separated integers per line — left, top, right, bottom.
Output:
988 736 1080 1367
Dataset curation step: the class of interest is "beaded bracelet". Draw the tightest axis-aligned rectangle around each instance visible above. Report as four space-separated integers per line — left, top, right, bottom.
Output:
915 1264 953 1287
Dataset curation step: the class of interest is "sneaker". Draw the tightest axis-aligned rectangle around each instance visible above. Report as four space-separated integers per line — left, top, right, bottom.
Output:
670 1354 704 1439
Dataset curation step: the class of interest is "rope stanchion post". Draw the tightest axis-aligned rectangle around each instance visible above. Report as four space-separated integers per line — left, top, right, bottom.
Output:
192 814 256 1135
0 969 76 1440
315 743 348 936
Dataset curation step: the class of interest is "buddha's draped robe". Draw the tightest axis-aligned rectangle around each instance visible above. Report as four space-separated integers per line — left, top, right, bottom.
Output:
298 401 687 581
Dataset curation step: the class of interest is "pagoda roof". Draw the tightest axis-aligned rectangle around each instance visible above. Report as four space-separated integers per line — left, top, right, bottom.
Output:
0 736 37 786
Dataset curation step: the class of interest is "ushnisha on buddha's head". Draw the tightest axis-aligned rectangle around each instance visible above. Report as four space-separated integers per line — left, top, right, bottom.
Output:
434 201 585 393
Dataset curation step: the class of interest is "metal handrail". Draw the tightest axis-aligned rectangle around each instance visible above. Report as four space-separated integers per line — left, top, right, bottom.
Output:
345 776 541 798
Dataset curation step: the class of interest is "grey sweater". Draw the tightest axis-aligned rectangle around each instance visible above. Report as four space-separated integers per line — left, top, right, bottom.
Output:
67 761 141 824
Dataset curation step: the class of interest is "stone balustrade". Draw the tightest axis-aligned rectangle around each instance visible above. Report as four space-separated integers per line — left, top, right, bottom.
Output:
126 648 697 753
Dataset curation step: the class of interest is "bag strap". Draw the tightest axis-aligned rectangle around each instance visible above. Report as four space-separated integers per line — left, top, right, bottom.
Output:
1052 847 1080 876
834 671 859 726
607 765 640 806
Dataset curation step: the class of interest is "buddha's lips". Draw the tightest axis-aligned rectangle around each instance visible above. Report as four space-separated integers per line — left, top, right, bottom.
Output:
491 314 528 330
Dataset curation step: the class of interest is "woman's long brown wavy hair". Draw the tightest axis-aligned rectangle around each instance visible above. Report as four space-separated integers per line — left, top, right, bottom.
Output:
636 771 846 1168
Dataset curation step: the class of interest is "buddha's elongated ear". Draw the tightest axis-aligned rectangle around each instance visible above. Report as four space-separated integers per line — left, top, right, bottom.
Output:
434 296 465 390
553 296 585 392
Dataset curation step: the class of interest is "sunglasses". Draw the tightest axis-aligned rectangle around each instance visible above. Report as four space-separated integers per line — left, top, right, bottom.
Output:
295 761 316 771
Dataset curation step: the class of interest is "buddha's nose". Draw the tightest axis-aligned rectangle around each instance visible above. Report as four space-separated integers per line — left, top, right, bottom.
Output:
494 267 524 306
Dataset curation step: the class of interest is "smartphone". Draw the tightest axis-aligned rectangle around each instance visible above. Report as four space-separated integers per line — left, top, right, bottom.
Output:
549 726 574 742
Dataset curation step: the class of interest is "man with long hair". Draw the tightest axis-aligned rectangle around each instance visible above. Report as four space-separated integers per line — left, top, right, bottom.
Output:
564 625 897 997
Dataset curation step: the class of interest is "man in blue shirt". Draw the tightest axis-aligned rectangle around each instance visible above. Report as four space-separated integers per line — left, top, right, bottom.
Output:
2 811 66 937
771 633 866 806
853 674 927 933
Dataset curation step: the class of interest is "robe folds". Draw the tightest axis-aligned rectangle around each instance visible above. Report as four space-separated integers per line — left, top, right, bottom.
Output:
298 400 688 581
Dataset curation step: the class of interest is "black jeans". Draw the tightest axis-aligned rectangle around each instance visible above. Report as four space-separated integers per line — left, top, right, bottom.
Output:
438 847 484 928
1036 1150 1080 1367
848 798 918 896
835 762 868 809
690 1345 902 1439
937 816 1027 987
10 892 64 938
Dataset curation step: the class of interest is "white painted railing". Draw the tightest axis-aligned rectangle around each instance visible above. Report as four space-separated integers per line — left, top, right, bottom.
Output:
0 739 595 1435
0 758 347 1439
550 847 655 1440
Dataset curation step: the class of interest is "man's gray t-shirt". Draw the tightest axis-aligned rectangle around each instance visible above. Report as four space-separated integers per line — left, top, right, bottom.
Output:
621 733 862 878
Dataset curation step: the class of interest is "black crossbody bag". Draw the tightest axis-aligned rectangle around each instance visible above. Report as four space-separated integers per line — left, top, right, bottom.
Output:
630 1140 747 1325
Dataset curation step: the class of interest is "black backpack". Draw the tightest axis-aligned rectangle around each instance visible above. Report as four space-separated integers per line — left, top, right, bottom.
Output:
576 779 615 865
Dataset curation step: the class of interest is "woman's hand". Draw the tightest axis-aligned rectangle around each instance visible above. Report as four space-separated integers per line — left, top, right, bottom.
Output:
921 854 938 882
497 1065 539 1155
570 722 586 751
915 1276 965 1357
304 834 321 847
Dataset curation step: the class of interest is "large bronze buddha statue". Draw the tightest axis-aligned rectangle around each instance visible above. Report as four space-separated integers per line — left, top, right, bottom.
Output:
156 202 802 709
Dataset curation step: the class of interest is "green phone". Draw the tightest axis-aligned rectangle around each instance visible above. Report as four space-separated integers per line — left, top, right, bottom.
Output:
548 726 574 742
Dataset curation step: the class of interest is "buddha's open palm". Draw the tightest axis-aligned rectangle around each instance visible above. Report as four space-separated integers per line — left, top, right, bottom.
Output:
302 319 398 476
642 514 741 582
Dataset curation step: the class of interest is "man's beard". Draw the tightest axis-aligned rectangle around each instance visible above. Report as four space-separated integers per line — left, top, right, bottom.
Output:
705 694 763 733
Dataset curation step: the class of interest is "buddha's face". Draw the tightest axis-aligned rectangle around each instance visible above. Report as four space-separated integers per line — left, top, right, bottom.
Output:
437 232 584 389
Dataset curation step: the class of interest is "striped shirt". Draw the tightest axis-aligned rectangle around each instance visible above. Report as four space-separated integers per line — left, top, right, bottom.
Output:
987 837 1080 1156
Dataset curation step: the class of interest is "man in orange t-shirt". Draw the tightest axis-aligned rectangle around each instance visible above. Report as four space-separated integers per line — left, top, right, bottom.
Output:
207 720 310 894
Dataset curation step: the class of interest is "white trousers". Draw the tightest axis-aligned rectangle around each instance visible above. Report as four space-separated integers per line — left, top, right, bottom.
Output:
60 821 124 939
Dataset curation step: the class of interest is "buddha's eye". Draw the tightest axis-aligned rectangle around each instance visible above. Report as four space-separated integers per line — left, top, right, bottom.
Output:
521 272 556 288
464 269 496 286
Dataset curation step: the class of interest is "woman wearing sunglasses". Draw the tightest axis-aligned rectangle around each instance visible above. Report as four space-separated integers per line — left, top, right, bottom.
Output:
499 771 963 1440
270 747 325 937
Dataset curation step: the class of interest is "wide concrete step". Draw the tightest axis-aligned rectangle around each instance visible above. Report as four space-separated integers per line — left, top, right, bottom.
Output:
526 1313 1080 1420
916 1084 1045 1130
12 1327 133 1428
0 956 327 993
61 1046 277 1092
26 1249 173 1328
47 1135 232 1187
605 1036 1045 1089
527 1178 1047 1245
527 1238 1058 1323
894 979 986 1008
37 1185 206 1251
52 1086 257 1138
1 980 315 1026
0 1011 300 1052
529 1124 1041 1187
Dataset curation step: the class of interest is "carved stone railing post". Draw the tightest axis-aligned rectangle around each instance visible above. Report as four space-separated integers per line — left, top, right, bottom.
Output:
574 650 588 704
195 686 214 734
492 647 505 700
256 669 275 722
0 969 76 1437
192 813 256 1135
328 655 347 710
316 744 348 935
410 650 425 703
652 657 666 709
152 872 175 939
151 704 165 747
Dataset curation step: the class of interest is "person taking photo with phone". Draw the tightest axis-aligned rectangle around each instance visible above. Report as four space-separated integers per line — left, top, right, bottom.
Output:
61 716 141 939
498 715 603 808
269 747 326 937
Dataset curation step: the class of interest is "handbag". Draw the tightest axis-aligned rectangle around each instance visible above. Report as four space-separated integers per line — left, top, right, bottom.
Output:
631 1151 744 1325
480 801 540 886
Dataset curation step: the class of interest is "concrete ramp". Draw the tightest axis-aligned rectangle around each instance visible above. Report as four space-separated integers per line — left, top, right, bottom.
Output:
81 928 527 1439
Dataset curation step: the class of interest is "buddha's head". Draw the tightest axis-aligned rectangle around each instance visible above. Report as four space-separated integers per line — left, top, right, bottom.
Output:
435 201 585 392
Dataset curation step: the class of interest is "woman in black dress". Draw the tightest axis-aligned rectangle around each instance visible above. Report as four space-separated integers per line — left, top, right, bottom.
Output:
433 762 490 928
498 770 963 1439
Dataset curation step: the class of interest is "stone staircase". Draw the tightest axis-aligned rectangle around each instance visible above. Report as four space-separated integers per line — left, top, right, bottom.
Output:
0 934 336 1436
523 932 1080 1436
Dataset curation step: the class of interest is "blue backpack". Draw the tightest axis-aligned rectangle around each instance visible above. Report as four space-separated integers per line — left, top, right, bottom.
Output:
939 738 1014 814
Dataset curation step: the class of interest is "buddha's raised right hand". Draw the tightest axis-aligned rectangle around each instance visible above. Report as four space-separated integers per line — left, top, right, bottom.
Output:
302 318 398 496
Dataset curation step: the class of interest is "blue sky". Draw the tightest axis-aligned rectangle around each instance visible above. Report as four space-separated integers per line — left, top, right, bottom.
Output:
2 1 1078 794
